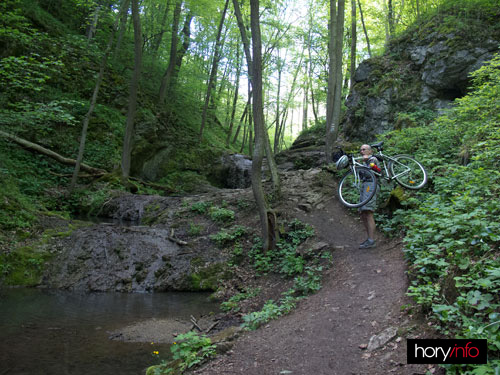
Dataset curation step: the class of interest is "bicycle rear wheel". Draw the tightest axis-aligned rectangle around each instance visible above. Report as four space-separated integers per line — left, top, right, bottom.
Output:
390 155 428 189
338 167 377 208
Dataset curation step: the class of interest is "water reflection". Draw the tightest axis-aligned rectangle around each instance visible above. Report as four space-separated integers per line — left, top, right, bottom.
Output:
0 288 218 375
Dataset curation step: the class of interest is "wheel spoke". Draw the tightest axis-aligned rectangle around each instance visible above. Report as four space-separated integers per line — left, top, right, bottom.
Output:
338 168 377 208
391 155 427 189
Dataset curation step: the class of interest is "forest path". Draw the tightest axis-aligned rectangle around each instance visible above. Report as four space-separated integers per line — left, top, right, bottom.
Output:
193 190 441 375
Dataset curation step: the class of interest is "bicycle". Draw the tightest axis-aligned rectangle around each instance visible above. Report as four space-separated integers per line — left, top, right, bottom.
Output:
335 141 428 208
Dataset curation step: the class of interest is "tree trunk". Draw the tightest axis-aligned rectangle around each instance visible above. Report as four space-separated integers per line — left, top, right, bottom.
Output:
232 0 253 78
86 5 101 41
151 0 172 58
326 0 345 163
233 95 250 144
121 0 142 180
70 8 121 190
387 0 395 38
250 0 271 251
358 0 371 58
199 0 230 142
226 45 242 146
332 0 345 141
302 75 309 131
158 0 182 105
170 11 194 90
273 55 282 153
239 107 248 153
326 0 336 162
233 0 280 198
350 0 357 91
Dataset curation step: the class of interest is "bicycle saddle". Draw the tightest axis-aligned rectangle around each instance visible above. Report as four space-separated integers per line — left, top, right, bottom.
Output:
370 141 384 151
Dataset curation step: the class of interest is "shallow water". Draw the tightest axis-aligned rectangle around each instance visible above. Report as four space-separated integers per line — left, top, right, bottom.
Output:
0 288 218 375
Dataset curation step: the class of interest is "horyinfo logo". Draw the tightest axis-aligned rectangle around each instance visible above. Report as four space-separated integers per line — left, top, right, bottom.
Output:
407 339 487 364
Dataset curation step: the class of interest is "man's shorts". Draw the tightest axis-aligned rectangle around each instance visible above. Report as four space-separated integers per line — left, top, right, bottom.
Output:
359 181 377 212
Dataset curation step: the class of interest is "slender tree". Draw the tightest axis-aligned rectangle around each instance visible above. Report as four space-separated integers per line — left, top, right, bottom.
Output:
233 0 280 197
70 6 123 190
170 10 194 91
151 0 172 58
358 0 371 57
326 0 345 163
121 0 142 181
158 0 182 105
226 44 242 146
86 4 101 41
350 0 357 90
199 0 230 141
250 0 276 250
233 95 251 144
388 0 395 38
273 50 284 153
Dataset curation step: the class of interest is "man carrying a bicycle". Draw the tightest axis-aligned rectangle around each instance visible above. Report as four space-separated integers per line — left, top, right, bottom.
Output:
359 144 379 249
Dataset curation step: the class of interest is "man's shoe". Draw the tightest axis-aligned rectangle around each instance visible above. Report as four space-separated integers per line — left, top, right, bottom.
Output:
359 239 376 249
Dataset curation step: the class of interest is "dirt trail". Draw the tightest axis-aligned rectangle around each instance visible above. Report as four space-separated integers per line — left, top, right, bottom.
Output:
194 195 441 375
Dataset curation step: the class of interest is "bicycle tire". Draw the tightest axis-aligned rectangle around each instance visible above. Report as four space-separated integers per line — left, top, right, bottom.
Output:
389 155 428 190
338 167 377 208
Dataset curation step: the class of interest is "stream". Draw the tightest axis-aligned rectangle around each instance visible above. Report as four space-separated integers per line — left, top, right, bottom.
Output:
0 288 219 375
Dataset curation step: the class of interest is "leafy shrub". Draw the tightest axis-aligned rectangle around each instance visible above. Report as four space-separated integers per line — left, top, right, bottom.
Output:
0 173 38 230
190 201 212 214
170 332 216 371
241 295 299 331
220 287 261 312
248 220 314 275
380 52 500 373
210 225 247 246
150 332 216 374
293 266 323 295
208 206 235 224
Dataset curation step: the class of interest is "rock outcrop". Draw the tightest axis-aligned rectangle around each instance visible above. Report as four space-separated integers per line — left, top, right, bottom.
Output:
343 16 500 141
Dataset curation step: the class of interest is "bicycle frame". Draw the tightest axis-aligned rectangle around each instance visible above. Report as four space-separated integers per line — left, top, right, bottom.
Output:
350 152 412 183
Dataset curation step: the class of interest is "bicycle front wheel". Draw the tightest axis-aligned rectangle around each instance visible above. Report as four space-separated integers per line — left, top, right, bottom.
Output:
338 167 377 208
390 155 428 189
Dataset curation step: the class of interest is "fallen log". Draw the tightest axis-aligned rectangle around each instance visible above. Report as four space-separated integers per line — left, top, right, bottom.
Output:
0 130 107 174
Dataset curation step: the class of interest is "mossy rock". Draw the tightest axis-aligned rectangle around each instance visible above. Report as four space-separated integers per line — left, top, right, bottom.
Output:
0 245 52 286
188 262 231 292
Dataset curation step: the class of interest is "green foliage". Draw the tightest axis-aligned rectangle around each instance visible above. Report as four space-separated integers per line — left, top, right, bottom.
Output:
187 223 204 236
0 171 38 230
159 171 210 194
293 266 323 295
210 225 247 247
0 54 63 97
234 219 329 331
248 219 314 275
190 201 212 214
380 52 500 372
150 332 216 374
170 332 216 370
0 244 52 286
241 294 299 331
220 287 261 312
0 0 37 55
208 206 235 224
